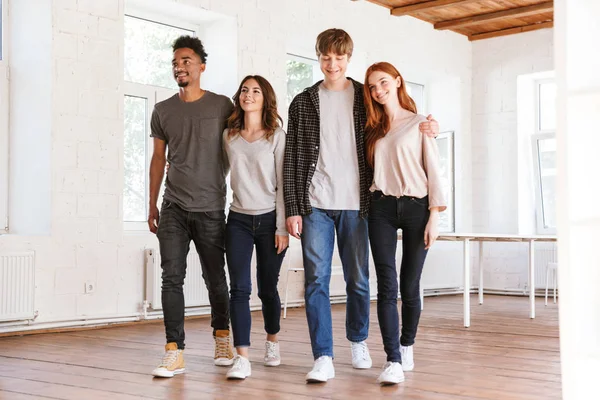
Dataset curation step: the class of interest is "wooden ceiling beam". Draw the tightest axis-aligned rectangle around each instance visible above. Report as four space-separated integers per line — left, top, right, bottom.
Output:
390 0 481 17
435 1 553 30
468 20 554 41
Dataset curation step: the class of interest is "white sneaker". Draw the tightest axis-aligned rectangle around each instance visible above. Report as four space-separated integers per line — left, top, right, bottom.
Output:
400 345 414 371
226 355 251 380
264 341 281 367
305 356 335 383
377 362 405 385
350 341 372 369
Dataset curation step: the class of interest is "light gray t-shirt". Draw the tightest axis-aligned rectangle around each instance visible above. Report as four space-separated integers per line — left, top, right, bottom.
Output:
309 82 361 210
150 91 233 212
223 127 287 236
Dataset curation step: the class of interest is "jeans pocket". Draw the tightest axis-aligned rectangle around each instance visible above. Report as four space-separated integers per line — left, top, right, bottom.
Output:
203 210 225 221
409 196 428 209
371 191 384 203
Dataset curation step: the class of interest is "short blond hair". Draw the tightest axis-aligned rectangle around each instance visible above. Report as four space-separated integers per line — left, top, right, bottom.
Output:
315 28 354 58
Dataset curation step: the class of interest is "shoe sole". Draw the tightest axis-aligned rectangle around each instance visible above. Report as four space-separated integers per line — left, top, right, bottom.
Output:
214 359 234 367
226 372 251 380
264 360 281 367
152 368 185 378
352 363 372 369
377 377 405 385
306 372 335 383
402 364 414 372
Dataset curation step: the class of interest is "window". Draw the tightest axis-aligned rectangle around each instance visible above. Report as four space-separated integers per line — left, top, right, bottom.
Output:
124 16 194 90
405 81 425 114
123 15 192 229
286 54 320 106
0 0 8 232
532 79 556 234
437 131 455 232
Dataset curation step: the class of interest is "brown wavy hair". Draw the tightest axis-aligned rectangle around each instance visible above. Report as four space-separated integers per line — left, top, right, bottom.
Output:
364 62 417 168
315 28 354 57
227 75 283 140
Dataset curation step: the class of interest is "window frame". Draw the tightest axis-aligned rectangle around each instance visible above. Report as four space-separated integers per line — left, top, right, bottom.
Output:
0 0 9 233
531 132 556 234
536 78 556 134
532 78 556 234
123 82 153 231
437 130 455 233
405 81 425 115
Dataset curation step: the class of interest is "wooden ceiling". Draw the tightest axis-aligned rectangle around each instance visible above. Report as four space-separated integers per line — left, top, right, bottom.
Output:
365 0 554 41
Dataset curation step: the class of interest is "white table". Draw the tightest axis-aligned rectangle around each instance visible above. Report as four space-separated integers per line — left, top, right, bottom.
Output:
398 233 557 327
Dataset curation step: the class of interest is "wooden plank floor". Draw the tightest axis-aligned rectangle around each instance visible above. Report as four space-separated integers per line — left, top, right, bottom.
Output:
0 295 561 399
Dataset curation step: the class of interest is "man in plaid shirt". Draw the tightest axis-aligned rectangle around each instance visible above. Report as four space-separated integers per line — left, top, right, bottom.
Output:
284 29 439 383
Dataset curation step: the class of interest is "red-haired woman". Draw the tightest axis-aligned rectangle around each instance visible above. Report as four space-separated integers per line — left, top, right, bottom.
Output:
223 75 288 380
364 62 446 385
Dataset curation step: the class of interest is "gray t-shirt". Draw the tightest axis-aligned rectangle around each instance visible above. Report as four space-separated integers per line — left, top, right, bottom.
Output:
150 91 233 212
308 82 361 210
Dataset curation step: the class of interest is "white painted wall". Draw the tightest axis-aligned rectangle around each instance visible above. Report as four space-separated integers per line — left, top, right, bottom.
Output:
0 0 471 330
471 29 554 290
555 0 600 397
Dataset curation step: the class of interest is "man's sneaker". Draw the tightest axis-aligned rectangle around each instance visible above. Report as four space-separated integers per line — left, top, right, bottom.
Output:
350 341 372 369
400 345 414 371
377 362 405 385
305 356 335 383
226 355 252 380
264 341 281 367
152 342 185 378
214 329 234 366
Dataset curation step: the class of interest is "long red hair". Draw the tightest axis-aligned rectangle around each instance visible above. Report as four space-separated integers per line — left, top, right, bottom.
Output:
364 62 417 168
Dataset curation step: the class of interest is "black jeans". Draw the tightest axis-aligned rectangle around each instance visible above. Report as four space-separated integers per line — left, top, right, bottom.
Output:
156 200 229 350
226 210 287 348
368 191 429 362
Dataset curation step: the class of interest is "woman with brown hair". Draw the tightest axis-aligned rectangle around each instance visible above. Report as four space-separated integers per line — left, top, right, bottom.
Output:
222 75 288 380
364 62 446 385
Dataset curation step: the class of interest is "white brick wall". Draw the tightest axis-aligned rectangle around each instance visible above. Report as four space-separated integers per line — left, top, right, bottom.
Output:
0 0 471 327
471 29 554 290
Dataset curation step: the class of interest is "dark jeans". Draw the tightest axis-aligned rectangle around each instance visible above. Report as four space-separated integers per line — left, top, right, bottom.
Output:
156 200 229 350
368 191 430 362
226 210 287 348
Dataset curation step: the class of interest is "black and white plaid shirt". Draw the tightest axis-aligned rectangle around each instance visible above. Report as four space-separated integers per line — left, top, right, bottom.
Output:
283 78 372 219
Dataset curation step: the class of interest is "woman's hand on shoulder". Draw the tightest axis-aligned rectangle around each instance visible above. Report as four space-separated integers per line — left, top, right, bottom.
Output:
419 114 439 138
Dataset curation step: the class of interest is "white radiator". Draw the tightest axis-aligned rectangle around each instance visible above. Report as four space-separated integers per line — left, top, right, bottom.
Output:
534 242 557 290
145 248 210 310
0 252 35 322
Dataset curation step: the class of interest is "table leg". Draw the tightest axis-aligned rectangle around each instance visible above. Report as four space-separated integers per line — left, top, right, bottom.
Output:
529 239 536 319
479 241 484 305
464 239 471 328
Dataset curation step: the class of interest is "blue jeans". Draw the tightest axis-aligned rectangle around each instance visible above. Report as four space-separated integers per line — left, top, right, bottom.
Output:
369 191 429 362
157 200 229 350
226 210 287 348
301 208 370 359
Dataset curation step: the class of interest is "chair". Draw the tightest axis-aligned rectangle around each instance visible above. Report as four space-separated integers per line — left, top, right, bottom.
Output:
545 262 558 306
283 249 305 319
